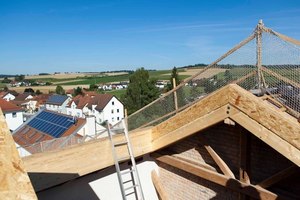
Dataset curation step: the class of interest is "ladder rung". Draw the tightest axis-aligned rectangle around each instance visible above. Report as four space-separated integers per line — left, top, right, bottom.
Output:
123 179 133 184
114 141 128 146
125 191 135 196
125 184 139 191
121 169 134 175
110 128 124 132
118 156 130 162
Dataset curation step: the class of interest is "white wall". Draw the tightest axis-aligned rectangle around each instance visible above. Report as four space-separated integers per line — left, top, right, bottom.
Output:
4 111 23 131
103 96 124 125
37 156 159 200
3 93 15 101
66 102 83 118
45 97 71 114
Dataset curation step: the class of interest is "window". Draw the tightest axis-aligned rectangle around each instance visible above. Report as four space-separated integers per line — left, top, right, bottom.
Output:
112 101 114 105
117 109 119 113
12 112 17 118
117 117 120 121
111 109 114 114
112 117 115 122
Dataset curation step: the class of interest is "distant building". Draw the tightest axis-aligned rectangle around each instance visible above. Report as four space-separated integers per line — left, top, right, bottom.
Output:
13 109 98 155
67 93 124 125
45 95 71 114
0 91 16 101
0 98 23 131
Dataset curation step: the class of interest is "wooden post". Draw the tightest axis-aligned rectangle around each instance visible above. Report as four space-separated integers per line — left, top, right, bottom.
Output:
239 126 251 200
256 19 264 90
172 78 178 111
124 108 128 128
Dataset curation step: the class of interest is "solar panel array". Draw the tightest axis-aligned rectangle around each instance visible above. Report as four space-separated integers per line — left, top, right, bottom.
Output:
46 95 68 105
28 110 75 138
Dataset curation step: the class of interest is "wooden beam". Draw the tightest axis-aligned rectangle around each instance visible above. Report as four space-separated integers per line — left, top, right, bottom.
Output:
23 127 153 191
239 127 251 200
239 127 251 184
152 105 238 150
152 85 231 140
0 109 37 199
155 154 286 200
151 170 169 200
257 165 299 188
230 110 300 167
201 141 235 178
227 84 300 160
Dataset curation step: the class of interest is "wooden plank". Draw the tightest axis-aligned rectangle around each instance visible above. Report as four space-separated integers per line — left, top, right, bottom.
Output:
230 110 300 167
0 109 37 199
257 165 299 188
151 170 169 200
152 85 231 140
227 84 300 152
23 127 153 191
155 154 283 200
152 105 238 151
202 142 235 178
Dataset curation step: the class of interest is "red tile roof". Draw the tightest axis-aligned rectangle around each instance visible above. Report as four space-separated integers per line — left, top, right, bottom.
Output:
0 98 23 113
13 114 86 154
68 93 113 111
15 93 32 101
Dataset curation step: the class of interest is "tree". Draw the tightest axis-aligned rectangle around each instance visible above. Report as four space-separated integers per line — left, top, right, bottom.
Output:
55 85 65 95
122 68 160 115
167 67 180 91
2 77 11 83
36 89 42 95
89 84 98 91
24 88 35 94
74 86 83 96
15 74 25 82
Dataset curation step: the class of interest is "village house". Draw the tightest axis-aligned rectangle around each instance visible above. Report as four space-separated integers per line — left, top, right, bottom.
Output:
45 94 71 114
0 91 17 101
0 98 24 131
66 93 124 125
13 109 100 156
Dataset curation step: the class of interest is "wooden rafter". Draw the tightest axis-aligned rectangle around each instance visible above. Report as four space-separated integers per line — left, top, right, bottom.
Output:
154 154 289 200
151 170 169 200
257 165 299 188
199 139 235 178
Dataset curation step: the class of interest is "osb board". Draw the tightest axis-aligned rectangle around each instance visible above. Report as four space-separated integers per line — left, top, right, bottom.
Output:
228 84 300 151
152 105 237 150
23 127 153 191
152 85 230 140
0 109 37 200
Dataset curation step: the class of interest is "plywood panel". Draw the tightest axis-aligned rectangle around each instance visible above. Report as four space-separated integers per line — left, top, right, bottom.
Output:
0 109 37 199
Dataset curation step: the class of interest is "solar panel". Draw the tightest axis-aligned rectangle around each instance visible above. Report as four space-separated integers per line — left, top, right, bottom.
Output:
28 110 75 138
46 95 68 105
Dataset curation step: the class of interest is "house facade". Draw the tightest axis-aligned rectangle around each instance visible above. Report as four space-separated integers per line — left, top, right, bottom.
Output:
45 95 71 114
0 98 23 131
66 94 124 125
0 92 16 101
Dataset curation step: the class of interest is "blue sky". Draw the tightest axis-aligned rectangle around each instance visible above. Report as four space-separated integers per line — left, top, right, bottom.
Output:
1 0 300 74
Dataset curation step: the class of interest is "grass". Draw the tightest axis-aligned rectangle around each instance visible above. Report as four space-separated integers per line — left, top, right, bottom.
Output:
105 89 126 99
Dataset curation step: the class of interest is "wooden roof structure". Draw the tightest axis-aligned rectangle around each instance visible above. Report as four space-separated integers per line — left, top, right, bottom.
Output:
21 84 300 192
0 109 37 199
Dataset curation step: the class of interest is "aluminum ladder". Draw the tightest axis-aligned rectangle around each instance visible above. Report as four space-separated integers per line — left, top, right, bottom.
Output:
107 119 145 200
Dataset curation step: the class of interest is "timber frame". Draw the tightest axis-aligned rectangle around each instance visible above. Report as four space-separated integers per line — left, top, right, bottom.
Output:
18 84 300 196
